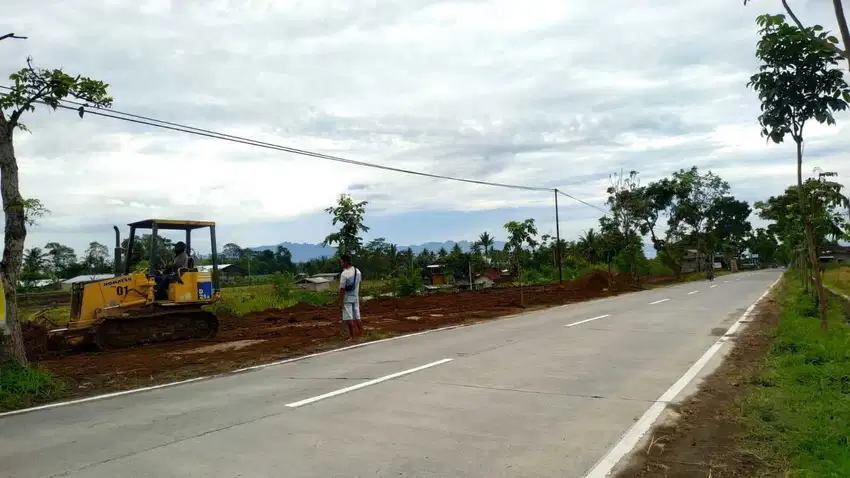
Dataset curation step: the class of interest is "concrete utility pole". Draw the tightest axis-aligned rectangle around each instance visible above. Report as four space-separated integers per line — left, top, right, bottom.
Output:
554 189 563 284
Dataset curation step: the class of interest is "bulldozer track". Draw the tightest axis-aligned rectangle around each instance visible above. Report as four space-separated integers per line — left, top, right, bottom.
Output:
95 310 219 350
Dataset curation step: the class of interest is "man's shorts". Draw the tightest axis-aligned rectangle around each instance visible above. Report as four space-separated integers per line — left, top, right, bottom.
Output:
342 301 361 321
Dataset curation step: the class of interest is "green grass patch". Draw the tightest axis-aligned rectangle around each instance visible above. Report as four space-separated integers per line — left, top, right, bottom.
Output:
738 275 850 477
0 361 67 412
824 266 850 296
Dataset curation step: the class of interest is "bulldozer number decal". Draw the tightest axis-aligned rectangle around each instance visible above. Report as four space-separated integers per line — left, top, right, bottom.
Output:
116 286 128 296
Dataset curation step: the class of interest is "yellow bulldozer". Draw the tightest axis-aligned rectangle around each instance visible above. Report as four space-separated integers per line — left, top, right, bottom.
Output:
49 219 223 349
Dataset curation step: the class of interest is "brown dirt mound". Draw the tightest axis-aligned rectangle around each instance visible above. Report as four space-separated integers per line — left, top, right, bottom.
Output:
22 322 49 361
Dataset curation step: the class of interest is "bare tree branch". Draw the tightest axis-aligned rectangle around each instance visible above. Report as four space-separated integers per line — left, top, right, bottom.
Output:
0 33 27 42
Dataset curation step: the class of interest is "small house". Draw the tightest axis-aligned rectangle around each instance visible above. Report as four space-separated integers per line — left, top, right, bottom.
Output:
311 272 341 281
474 276 495 289
296 276 331 292
425 264 446 286
196 264 248 278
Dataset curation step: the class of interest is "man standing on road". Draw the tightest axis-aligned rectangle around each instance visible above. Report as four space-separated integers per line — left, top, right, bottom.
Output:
338 254 364 342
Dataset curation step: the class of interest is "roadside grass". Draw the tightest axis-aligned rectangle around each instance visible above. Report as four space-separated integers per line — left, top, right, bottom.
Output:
208 284 333 317
823 265 850 296
0 361 67 412
20 306 70 326
738 274 850 477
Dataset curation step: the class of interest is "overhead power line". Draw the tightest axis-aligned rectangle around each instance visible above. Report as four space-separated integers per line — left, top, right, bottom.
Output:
556 189 607 213
1 88 605 210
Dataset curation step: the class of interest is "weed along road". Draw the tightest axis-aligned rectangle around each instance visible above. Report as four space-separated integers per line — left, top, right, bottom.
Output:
0 271 781 478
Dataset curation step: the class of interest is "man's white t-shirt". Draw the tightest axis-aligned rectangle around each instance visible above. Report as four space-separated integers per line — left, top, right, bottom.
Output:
340 266 361 303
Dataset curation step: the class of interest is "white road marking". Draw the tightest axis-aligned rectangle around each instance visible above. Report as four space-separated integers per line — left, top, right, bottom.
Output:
0 324 464 419
687 290 699 295
565 314 611 328
710 284 718 289
724 280 730 283
583 275 781 478
285 358 453 408
649 299 669 305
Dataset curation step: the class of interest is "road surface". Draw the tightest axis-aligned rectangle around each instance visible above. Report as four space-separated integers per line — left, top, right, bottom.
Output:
0 270 780 478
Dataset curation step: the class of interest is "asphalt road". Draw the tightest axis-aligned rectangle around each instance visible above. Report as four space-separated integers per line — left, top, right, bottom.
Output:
0 270 780 478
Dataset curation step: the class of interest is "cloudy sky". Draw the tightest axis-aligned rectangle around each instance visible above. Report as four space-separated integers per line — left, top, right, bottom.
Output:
3 0 849 255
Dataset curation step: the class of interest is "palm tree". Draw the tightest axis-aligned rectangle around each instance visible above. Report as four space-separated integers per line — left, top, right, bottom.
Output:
478 232 495 259
577 229 602 264
21 247 47 282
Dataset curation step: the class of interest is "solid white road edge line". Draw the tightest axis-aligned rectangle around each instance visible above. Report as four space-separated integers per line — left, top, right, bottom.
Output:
582 275 782 478
687 290 699 295
0 324 464 419
565 314 611 328
285 358 453 408
649 299 669 305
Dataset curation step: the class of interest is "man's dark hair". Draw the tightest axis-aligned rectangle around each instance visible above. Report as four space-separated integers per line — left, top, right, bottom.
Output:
340 254 352 264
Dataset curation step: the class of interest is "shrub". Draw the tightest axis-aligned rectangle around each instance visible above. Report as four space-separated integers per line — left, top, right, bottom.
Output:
0 361 66 412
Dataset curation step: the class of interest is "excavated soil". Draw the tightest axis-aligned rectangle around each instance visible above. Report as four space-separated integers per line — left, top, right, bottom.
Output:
617 288 781 477
27 271 653 398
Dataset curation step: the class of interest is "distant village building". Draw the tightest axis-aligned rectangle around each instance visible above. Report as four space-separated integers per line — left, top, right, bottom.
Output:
425 264 446 286
61 274 115 291
196 264 247 278
295 276 331 292
311 272 341 281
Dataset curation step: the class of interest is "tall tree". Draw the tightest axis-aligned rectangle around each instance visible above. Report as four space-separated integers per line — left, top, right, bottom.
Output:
83 241 111 273
44 242 77 279
477 232 495 259
748 13 850 328
744 0 850 70
322 194 369 256
576 228 603 264
0 45 112 363
504 219 538 275
20 247 46 284
602 170 645 283
670 167 731 267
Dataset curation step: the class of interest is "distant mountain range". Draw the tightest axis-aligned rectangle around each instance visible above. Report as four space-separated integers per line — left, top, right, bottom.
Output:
251 240 657 263
251 240 507 263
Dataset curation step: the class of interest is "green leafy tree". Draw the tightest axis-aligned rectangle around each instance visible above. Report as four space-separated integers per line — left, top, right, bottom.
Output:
744 0 850 70
322 194 369 257
0 43 113 363
602 170 645 283
83 241 111 273
504 219 538 276
748 13 850 328
707 196 752 267
746 227 781 265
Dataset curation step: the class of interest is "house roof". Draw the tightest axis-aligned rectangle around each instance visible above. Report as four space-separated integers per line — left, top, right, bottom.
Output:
196 264 234 273
62 274 115 284
311 272 340 278
297 277 331 284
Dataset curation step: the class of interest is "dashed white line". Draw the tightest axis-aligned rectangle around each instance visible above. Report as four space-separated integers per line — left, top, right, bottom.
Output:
565 314 611 328
687 290 699 295
285 358 453 408
649 298 669 305
710 284 718 289
723 280 730 283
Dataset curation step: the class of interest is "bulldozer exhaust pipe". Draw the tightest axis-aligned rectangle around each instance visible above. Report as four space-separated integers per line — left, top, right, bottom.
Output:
113 226 122 275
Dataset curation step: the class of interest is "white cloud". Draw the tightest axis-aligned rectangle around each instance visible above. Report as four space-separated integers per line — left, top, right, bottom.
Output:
2 0 849 254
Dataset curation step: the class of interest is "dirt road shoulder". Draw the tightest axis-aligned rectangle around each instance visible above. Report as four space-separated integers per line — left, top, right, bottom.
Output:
617 283 781 477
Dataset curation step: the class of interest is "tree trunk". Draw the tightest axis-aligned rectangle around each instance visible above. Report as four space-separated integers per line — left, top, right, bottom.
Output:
0 123 28 364
794 137 828 329
831 0 850 68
